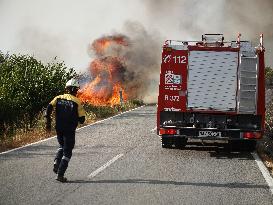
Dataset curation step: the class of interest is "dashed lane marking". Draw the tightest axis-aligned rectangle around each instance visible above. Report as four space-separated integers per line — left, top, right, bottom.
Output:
77 105 145 131
88 154 124 178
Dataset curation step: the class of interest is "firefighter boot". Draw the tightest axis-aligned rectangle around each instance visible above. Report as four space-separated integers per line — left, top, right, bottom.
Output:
56 175 67 183
56 156 70 182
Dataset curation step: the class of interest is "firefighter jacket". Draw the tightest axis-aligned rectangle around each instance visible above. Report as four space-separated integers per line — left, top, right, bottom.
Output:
47 94 86 132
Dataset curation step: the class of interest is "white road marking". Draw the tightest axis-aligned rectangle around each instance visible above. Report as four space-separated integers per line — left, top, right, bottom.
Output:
252 152 273 195
88 154 124 178
0 136 57 155
0 105 145 155
77 105 145 131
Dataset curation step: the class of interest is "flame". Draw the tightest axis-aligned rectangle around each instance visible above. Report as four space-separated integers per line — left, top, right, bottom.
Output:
92 36 128 56
78 35 129 106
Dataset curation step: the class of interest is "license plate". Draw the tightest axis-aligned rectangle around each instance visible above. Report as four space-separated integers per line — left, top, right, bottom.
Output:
198 131 222 137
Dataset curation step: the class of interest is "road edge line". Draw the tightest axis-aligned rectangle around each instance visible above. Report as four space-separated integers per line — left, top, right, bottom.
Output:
0 105 145 155
88 154 124 178
77 105 145 131
252 152 273 195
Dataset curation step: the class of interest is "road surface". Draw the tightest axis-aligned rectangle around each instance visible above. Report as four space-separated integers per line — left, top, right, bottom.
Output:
0 105 273 205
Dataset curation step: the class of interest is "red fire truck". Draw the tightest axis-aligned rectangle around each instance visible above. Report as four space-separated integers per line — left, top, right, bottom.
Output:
157 34 265 151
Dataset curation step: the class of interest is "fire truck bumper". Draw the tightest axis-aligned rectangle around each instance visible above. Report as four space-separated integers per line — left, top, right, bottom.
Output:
159 127 263 140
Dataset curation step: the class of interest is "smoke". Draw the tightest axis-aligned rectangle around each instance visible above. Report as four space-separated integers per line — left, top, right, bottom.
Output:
86 22 163 103
0 0 140 72
19 27 68 64
84 0 273 103
1 0 272 104
141 0 273 65
121 21 163 103
134 0 273 102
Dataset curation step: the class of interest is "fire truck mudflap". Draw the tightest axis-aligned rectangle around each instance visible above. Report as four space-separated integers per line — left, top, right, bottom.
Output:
157 34 265 151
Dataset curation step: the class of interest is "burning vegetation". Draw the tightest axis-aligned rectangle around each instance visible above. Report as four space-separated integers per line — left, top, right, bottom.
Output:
78 35 129 106
78 23 162 106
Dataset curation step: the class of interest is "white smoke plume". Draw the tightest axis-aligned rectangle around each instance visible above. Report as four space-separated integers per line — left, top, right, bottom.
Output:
1 0 272 103
121 21 163 103
103 0 273 103
141 0 273 65
125 0 273 102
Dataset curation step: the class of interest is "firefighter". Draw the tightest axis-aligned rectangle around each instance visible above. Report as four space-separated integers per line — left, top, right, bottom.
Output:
45 78 86 182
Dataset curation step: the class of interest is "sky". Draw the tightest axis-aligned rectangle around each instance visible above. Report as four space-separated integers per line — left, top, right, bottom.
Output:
0 0 272 72
0 0 144 71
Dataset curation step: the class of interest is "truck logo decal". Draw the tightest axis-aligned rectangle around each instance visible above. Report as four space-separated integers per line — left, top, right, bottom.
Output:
173 75 181 84
163 54 172 63
165 71 181 84
164 71 182 90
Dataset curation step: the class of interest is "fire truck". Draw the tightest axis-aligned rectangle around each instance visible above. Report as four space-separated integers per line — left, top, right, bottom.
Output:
157 34 265 151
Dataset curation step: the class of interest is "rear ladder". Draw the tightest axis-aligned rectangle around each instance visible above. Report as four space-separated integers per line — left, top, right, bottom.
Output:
238 50 258 113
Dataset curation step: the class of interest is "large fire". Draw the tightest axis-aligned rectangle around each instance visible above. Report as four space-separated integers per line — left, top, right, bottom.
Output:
78 35 129 106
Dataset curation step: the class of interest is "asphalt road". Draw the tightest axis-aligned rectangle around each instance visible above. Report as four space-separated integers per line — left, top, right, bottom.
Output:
0 105 273 205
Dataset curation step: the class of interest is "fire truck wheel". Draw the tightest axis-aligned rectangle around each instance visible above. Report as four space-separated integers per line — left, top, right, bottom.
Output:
175 137 188 149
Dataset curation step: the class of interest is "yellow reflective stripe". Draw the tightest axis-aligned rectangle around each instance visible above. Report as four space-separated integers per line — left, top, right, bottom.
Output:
49 95 61 107
49 94 86 117
51 94 86 117
61 94 80 104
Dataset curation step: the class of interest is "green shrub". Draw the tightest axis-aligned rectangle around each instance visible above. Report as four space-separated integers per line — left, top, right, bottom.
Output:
0 52 77 137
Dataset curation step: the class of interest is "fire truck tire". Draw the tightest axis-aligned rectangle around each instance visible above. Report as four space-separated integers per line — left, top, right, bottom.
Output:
175 137 188 149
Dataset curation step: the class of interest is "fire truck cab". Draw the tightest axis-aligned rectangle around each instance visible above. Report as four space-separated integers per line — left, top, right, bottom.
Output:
157 34 265 151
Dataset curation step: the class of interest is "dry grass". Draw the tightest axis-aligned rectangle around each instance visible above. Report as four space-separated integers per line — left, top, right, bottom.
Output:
0 129 56 153
0 119 98 153
0 119 97 153
0 101 143 153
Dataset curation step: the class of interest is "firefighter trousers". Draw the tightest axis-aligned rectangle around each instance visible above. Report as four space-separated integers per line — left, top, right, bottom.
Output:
54 130 75 176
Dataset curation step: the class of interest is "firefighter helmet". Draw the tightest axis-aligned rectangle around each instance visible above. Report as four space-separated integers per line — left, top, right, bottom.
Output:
65 78 80 88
